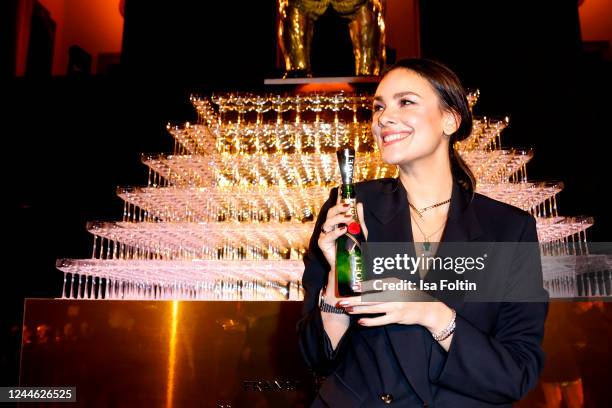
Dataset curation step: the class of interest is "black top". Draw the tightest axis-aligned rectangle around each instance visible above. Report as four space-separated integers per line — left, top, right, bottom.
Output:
297 178 549 407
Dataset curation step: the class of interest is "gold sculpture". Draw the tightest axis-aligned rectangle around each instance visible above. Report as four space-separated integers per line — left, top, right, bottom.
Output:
277 0 386 77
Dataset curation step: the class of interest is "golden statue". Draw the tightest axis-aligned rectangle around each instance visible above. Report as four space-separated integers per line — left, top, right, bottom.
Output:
277 0 386 77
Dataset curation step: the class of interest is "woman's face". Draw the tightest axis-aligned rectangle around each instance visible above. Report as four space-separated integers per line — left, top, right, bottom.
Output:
371 68 455 167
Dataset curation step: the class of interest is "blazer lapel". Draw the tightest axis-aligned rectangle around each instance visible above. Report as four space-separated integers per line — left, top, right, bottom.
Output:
360 177 411 237
426 180 486 305
439 179 483 243
360 177 484 243
358 177 484 404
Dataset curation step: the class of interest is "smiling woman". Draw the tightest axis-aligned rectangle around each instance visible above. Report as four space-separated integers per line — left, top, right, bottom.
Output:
297 58 549 407
371 60 475 198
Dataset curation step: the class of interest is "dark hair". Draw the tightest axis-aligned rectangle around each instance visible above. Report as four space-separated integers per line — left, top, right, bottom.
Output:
380 58 476 198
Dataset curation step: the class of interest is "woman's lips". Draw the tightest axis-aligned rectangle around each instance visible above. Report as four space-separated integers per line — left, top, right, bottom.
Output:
381 131 412 146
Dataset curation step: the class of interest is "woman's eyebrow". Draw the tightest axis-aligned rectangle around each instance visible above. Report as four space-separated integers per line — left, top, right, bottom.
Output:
372 91 422 103
393 91 421 99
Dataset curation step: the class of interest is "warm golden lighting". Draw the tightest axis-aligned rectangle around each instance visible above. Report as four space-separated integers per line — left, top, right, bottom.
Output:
297 83 355 93
55 90 594 301
166 300 180 408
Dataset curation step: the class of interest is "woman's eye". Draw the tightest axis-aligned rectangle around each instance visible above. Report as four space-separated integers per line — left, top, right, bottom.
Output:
400 99 414 106
373 104 384 112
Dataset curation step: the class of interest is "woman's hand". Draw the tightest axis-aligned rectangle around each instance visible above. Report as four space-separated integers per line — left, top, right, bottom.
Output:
342 298 453 331
318 192 369 270
337 278 455 348
317 190 353 268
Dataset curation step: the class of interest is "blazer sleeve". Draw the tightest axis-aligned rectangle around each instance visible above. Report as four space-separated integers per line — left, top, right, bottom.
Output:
296 187 352 376
428 214 549 404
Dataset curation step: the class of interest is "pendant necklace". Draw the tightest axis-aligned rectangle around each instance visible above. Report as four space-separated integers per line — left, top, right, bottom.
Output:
410 213 447 253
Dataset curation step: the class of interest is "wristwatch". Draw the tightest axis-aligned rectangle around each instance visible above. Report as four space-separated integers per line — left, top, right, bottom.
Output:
319 290 347 314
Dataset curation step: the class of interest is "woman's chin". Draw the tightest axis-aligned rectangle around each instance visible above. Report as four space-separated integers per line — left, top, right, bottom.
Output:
381 151 412 166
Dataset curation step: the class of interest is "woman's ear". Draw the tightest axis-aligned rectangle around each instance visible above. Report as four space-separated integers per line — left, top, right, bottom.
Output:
443 111 460 136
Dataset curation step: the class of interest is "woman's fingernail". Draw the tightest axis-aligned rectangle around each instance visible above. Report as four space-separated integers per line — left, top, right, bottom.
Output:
345 307 354 313
358 319 365 325
338 300 349 306
352 285 360 291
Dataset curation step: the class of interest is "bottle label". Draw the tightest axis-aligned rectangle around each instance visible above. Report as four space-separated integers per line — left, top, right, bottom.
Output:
336 232 364 295
344 232 361 253
350 255 364 285
345 234 364 284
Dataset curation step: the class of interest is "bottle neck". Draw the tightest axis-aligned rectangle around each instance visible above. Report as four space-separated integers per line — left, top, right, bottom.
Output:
339 184 355 200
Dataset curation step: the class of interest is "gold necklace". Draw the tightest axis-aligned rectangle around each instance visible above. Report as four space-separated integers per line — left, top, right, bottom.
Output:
410 213 447 253
408 198 451 219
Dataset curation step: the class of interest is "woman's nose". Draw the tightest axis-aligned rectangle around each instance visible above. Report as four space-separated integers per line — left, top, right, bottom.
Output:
377 110 398 127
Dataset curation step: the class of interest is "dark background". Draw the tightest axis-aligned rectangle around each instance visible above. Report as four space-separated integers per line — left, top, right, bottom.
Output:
2 0 610 386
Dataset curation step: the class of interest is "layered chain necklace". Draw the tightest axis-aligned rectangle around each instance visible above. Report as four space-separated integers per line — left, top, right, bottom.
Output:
408 197 450 253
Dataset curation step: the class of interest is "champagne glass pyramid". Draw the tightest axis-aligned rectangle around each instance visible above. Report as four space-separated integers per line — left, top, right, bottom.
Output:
56 90 594 300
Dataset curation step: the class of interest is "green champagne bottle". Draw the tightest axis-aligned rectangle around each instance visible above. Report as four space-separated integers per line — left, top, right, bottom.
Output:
335 148 364 297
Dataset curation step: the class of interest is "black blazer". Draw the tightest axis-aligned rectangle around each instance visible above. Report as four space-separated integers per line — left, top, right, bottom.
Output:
297 178 548 407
